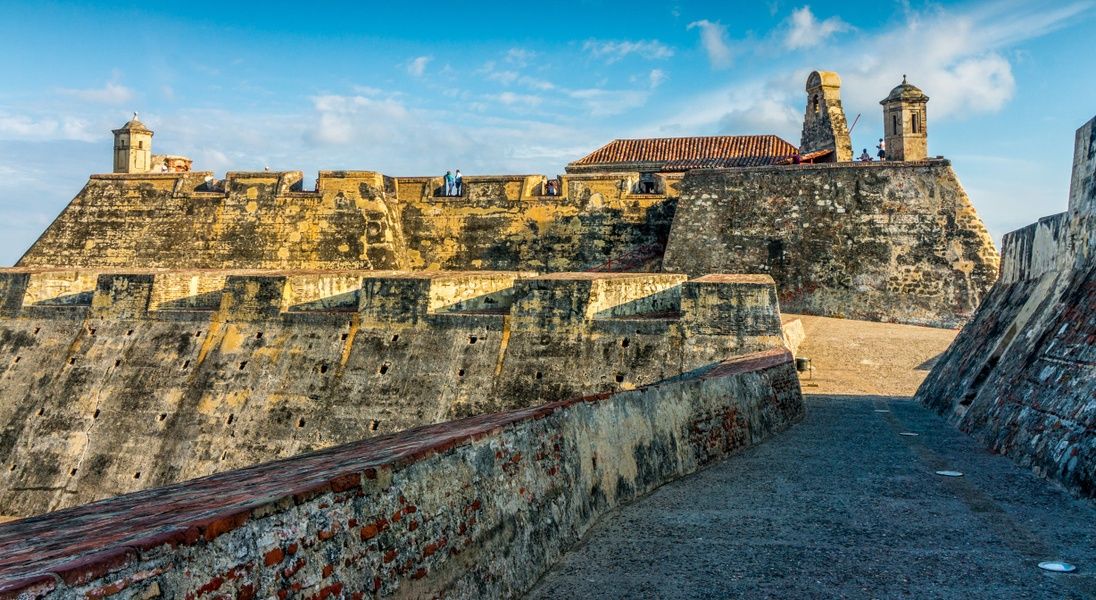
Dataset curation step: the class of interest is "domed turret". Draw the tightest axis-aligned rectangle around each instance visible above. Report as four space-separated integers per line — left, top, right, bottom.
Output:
879 76 929 161
112 112 154 173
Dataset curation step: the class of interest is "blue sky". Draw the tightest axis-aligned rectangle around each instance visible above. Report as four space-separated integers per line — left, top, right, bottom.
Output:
0 0 1094 264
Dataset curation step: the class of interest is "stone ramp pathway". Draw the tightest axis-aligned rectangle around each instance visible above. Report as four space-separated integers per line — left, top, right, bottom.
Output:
528 396 1096 599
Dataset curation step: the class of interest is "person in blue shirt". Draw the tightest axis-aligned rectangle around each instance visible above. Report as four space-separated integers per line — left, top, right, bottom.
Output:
444 170 455 196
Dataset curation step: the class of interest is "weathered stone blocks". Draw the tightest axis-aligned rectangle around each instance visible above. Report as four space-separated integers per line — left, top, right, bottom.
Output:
0 348 802 599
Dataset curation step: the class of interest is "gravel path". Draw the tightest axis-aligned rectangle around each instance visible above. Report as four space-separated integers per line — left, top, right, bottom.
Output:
528 395 1096 599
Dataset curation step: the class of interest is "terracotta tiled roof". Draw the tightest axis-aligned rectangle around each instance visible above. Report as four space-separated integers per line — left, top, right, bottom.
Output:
570 135 798 169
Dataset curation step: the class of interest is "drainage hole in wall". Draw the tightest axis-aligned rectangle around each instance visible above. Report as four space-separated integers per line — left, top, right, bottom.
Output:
114 359 121 367
158 413 167 422
341 333 349 341
69 468 77 476
182 360 190 370
535 371 543 380
255 331 264 339
36 408 44 416
458 369 465 377
370 419 380 431
68 357 76 365
391 334 399 342
33 327 40 335
194 331 202 337
8 464 15 472
221 451 228 461
88 328 96 336
133 471 141 480
296 418 306 428
469 335 478 344
379 364 389 375
227 414 235 425
621 338 630 348
13 356 20 363
126 329 134 336
319 363 329 374
93 409 100 419
615 374 625 383
238 361 248 370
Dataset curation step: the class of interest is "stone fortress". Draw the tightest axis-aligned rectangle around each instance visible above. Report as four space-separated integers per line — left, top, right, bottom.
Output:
0 70 1088 599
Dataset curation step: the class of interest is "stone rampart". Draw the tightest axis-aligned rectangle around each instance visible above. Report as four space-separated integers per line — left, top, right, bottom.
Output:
18 171 676 274
914 116 1096 498
0 269 786 517
0 347 802 599
662 160 999 328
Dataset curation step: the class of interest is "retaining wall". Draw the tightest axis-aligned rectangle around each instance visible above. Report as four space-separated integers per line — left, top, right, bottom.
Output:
0 269 785 517
0 348 802 599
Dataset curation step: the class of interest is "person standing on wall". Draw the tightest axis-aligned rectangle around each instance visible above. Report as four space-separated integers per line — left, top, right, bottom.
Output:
455 169 463 196
876 138 886 161
444 170 455 196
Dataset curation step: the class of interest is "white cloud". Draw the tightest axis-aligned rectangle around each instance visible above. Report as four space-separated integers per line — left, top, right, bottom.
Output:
568 89 650 117
832 2 1090 120
654 77 802 139
505 48 536 67
406 56 432 77
59 81 135 105
687 20 734 69
0 113 98 142
649 69 668 89
496 92 543 108
309 94 411 145
583 39 674 63
661 1 1091 143
784 6 852 49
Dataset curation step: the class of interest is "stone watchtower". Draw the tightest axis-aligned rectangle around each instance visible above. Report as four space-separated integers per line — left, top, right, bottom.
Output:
112 113 153 173
800 71 853 162
880 76 929 161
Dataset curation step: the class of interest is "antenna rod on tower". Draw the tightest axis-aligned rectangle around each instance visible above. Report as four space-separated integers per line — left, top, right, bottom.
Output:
848 113 862 135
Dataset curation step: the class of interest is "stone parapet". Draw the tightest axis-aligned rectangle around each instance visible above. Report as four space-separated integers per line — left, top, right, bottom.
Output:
0 268 788 517
0 347 802 599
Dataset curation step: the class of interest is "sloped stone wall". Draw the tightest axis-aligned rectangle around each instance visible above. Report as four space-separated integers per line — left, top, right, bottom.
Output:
0 270 786 517
663 160 999 328
0 348 802 599
914 116 1096 498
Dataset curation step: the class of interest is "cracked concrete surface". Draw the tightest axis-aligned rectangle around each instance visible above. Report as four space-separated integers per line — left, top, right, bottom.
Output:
529 395 1096 599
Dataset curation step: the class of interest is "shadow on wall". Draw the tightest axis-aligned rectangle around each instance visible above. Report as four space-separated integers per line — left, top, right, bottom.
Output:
401 200 678 273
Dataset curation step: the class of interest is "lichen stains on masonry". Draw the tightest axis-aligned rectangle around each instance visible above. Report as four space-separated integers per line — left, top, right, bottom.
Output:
0 349 800 599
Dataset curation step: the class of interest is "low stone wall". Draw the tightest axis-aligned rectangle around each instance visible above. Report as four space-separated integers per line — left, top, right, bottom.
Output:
915 116 1096 498
0 269 786 518
0 348 802 599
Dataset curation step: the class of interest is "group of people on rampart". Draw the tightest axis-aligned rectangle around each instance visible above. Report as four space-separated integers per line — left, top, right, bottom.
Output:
858 138 887 162
441 169 463 196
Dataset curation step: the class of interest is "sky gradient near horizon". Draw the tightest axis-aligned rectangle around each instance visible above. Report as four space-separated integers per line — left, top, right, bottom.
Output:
0 0 1094 264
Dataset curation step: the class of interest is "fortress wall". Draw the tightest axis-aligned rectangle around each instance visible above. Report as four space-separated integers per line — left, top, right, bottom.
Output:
396 173 676 272
0 348 802 600
0 270 786 517
18 171 676 274
997 213 1071 284
915 116 1096 498
662 160 1000 328
17 171 407 271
